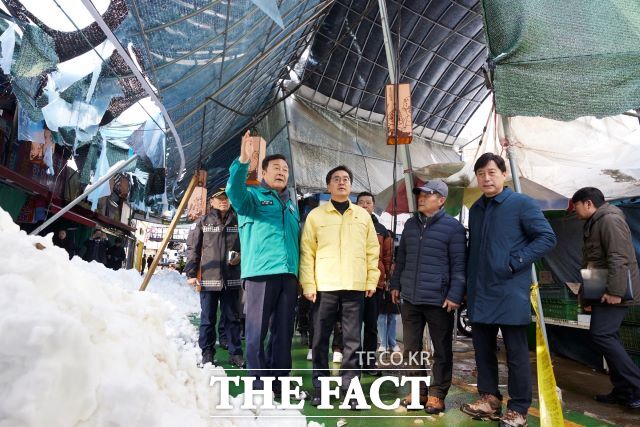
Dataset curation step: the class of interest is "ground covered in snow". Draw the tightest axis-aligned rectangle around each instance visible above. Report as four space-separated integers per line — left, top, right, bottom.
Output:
0 208 307 427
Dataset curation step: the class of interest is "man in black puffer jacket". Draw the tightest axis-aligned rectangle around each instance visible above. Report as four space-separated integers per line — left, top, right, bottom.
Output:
185 189 244 368
390 179 467 415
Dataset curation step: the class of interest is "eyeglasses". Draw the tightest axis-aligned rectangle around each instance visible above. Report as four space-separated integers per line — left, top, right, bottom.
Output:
331 177 351 184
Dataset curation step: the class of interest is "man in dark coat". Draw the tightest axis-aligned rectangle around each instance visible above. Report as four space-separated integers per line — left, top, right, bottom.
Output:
185 189 244 368
390 180 467 415
461 153 556 427
572 187 640 409
52 229 75 259
106 237 126 270
82 230 108 265
356 191 393 375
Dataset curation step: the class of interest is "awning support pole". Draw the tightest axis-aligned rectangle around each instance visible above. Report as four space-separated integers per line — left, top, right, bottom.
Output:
29 154 139 236
139 172 199 291
378 0 415 212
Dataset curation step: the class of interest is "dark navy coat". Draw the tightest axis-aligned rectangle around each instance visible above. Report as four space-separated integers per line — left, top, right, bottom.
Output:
467 188 556 325
390 209 467 306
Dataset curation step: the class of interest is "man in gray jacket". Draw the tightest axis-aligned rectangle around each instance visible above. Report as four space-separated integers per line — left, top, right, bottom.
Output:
185 189 244 368
572 187 640 409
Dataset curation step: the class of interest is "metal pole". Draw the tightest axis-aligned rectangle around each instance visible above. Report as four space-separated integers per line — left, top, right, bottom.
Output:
500 115 550 348
80 0 186 181
452 309 470 352
29 154 139 236
139 172 199 291
377 0 415 212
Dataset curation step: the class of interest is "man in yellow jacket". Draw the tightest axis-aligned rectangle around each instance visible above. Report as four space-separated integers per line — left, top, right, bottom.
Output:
300 165 380 409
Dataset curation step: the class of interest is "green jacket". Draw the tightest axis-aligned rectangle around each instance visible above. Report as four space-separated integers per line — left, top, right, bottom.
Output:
226 159 300 279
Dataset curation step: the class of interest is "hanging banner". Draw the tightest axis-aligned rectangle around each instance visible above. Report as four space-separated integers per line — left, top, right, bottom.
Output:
530 284 565 427
187 170 208 221
385 83 413 145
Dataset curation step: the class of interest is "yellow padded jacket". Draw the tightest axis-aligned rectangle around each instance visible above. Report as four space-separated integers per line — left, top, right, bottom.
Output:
300 201 380 294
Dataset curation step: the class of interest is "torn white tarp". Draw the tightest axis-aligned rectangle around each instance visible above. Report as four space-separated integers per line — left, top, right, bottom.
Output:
0 22 16 74
87 137 112 210
451 113 640 200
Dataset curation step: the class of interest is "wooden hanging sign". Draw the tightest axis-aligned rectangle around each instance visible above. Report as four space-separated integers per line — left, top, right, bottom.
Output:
385 83 413 145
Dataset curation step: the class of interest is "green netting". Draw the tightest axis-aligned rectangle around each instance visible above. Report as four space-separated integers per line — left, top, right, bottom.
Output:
79 142 99 185
12 24 58 78
106 141 135 172
482 0 640 120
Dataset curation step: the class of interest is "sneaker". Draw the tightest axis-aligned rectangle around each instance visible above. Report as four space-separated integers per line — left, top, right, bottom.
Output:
400 392 428 409
306 349 313 360
499 408 528 427
219 340 229 351
392 345 401 353
377 345 386 352
332 351 343 364
425 395 445 414
229 354 245 368
461 394 502 420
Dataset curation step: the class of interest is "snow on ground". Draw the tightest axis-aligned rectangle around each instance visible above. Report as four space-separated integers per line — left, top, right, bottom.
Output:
0 208 307 427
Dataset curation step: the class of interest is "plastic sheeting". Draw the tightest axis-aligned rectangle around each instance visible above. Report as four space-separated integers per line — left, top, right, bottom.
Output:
482 0 640 120
286 96 460 194
449 113 640 200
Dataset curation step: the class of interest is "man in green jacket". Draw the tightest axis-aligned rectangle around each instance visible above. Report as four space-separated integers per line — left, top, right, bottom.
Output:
226 131 300 395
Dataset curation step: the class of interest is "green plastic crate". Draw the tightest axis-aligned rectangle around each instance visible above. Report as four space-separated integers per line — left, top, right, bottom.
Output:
631 352 640 369
623 306 640 325
620 325 640 352
541 299 578 321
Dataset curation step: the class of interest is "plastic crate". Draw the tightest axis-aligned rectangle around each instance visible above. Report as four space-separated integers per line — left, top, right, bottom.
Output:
630 351 640 369
620 325 640 352
623 306 640 325
538 283 573 300
541 299 578 321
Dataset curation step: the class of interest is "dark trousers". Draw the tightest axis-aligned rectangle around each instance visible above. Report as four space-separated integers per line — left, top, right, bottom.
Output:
199 289 242 356
362 290 381 366
472 323 532 414
590 305 640 397
218 314 227 344
308 304 344 351
401 301 454 398
312 290 364 389
244 274 297 382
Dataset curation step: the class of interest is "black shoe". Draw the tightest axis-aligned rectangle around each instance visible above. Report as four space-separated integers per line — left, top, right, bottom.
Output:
310 388 322 406
626 396 640 409
364 364 379 376
200 348 215 366
594 391 629 405
229 354 245 368
345 398 359 410
300 332 309 346
219 340 229 350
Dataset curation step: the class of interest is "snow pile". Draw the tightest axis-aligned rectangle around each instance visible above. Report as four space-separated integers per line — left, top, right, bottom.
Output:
0 208 210 426
0 208 308 427
99 268 201 355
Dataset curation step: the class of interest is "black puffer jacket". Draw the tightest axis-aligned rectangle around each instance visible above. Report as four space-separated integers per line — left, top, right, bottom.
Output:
185 209 241 291
390 209 467 305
